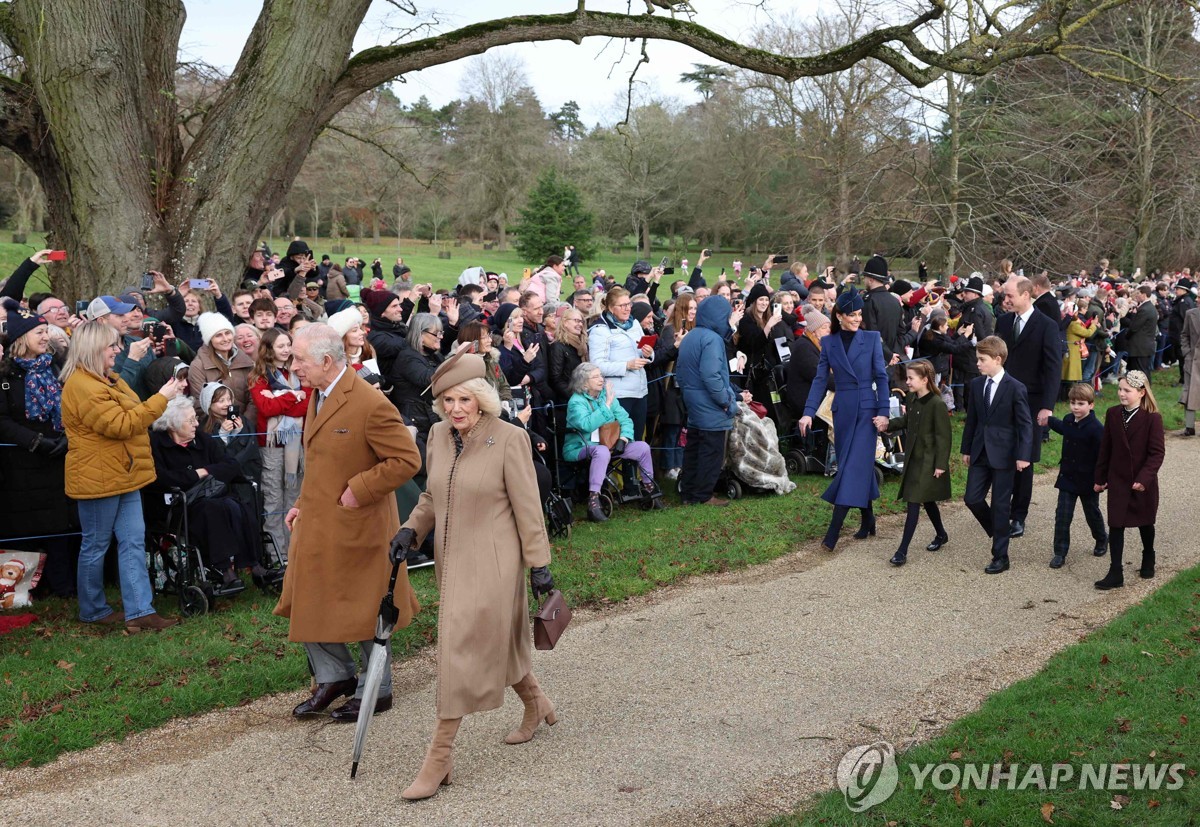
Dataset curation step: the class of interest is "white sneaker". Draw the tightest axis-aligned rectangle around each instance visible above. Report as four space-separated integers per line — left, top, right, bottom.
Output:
665 467 680 480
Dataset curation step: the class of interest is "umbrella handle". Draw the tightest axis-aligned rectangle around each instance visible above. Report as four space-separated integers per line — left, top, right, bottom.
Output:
386 557 401 597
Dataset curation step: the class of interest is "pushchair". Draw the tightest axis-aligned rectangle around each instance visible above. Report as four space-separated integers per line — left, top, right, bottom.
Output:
715 401 797 501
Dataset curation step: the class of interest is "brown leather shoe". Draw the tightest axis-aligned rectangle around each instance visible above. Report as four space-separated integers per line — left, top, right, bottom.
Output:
124 613 178 633
329 694 393 723
702 496 731 507
292 678 358 718
92 611 126 626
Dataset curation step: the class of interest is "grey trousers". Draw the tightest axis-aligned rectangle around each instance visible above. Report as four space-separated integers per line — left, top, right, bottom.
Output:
261 445 303 561
304 640 392 698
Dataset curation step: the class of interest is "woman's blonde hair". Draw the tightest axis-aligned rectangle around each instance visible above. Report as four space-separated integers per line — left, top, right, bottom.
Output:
1120 370 1159 413
556 308 589 359
431 377 501 420
60 321 120 383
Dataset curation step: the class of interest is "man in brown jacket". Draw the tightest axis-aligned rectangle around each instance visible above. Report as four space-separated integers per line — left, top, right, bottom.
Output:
274 323 422 722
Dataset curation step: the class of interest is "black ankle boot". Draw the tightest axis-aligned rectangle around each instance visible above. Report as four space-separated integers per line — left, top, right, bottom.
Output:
853 512 877 540
587 492 607 522
1139 549 1156 579
889 551 907 566
1094 568 1124 590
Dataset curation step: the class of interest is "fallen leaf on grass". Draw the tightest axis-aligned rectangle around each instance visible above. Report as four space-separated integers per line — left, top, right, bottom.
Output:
1111 794 1130 810
950 749 962 760
55 660 74 672
1148 799 1161 808
1041 801 1055 823
1117 718 1132 733
1181 715 1189 725
1100 654 1111 666
952 787 964 805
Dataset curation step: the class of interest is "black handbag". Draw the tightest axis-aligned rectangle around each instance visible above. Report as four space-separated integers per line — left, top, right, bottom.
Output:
185 474 227 501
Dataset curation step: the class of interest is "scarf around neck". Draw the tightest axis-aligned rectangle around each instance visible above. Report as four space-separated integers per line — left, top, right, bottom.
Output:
14 354 62 431
604 311 634 331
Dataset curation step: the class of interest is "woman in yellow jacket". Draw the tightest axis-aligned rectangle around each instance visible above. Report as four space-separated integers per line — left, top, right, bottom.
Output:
61 322 187 632
1062 311 1099 382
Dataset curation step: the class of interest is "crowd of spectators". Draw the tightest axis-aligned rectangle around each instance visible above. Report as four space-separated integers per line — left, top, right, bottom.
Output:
1 242 1196 625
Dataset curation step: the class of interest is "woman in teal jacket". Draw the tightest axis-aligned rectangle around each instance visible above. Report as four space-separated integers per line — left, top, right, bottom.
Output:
564 362 661 521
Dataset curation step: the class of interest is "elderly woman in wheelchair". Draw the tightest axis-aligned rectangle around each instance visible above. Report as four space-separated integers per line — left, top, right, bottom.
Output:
148 397 280 592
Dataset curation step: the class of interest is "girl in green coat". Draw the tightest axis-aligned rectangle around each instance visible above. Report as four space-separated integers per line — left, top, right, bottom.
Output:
886 360 952 566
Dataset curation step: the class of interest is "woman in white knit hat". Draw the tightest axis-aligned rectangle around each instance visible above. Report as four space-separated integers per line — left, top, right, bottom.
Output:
187 311 256 424
327 306 375 373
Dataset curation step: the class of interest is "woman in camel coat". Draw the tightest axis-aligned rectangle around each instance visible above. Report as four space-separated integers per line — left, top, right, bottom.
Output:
394 351 555 801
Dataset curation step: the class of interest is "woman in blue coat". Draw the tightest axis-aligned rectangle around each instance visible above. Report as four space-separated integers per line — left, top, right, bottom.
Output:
799 288 890 550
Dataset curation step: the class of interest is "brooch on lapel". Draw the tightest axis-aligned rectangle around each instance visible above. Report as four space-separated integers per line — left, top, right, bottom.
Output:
485 437 495 447
334 428 349 434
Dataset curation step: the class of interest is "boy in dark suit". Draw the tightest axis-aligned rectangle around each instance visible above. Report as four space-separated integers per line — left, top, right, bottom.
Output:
960 336 1033 573
1046 383 1108 569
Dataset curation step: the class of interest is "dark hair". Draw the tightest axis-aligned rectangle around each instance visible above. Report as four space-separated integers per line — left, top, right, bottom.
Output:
458 284 484 300
545 254 564 268
249 297 276 316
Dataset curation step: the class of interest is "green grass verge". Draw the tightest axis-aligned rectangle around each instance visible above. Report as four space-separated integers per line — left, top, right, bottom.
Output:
0 375 1184 768
775 561 1200 826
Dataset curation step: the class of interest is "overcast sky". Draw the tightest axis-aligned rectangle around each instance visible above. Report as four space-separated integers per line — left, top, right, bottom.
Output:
180 0 821 125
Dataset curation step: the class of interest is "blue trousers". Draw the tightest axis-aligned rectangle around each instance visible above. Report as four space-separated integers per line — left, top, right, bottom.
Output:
76 492 157 622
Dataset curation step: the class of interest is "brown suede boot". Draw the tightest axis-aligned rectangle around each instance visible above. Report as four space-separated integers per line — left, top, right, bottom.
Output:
504 672 557 745
402 717 461 801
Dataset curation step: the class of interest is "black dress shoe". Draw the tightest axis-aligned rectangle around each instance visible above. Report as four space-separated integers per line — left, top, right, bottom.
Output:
1092 544 1108 557
926 535 949 552
984 558 1010 574
1094 570 1124 590
292 678 358 718
1049 554 1066 569
889 552 907 566
329 694 393 723
1009 520 1025 538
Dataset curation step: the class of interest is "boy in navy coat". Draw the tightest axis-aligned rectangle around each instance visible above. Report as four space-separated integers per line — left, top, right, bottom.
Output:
1046 383 1108 568
960 336 1033 573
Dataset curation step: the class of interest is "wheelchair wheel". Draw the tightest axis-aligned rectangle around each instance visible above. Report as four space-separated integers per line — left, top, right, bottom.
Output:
724 478 743 500
598 492 614 518
805 455 824 475
785 450 806 476
179 585 209 617
874 466 885 490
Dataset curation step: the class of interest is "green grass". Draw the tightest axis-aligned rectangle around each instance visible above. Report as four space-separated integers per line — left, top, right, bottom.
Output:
775 561 1200 826
0 374 1183 768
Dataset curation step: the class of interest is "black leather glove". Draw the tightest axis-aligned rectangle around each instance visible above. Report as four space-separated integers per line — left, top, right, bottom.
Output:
613 438 628 455
389 528 417 565
530 566 554 598
36 436 68 458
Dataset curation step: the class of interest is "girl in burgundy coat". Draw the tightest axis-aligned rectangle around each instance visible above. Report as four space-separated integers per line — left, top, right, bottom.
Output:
1093 370 1165 590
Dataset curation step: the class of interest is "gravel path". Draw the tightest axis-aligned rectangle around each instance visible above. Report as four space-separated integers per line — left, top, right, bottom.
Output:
8 438 1198 827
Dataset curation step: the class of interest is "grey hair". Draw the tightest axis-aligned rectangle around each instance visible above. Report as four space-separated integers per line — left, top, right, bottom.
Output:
152 396 197 433
407 312 442 350
569 361 602 395
293 322 346 366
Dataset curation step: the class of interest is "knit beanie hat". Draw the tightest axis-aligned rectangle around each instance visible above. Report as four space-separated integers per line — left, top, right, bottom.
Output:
361 288 398 319
631 302 654 323
803 308 830 331
327 307 363 338
200 381 231 414
198 311 235 346
746 283 771 304
1 298 46 343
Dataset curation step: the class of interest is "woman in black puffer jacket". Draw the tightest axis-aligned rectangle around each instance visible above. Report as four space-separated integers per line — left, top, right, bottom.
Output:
0 299 78 596
386 313 445 440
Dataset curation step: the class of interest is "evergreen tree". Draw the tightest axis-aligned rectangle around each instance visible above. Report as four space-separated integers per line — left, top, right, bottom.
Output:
510 169 597 264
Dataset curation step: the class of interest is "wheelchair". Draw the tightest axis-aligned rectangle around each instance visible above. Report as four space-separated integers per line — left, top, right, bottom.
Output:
142 478 284 617
559 445 664 519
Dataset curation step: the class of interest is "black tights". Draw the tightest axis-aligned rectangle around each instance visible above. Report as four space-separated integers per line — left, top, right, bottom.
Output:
895 502 947 557
1109 525 1155 571
823 504 874 549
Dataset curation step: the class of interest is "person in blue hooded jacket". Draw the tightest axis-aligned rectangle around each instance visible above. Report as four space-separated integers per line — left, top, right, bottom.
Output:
799 288 890 550
675 295 751 505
